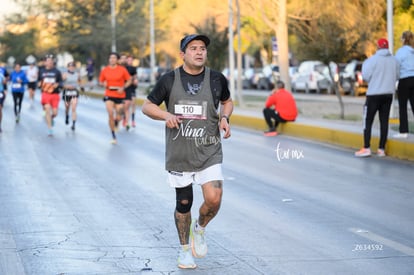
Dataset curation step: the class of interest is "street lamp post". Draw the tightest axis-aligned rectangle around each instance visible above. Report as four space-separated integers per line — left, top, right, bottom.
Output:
387 0 397 119
228 0 235 101
111 0 116 52
149 0 156 85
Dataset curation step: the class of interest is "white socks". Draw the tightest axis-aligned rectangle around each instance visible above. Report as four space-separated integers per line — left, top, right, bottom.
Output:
195 221 205 232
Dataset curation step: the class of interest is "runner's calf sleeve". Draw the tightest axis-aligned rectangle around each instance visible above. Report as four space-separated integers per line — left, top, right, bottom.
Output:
175 185 193 213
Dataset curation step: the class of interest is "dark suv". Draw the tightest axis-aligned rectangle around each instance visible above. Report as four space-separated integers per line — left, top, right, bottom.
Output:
340 60 367 96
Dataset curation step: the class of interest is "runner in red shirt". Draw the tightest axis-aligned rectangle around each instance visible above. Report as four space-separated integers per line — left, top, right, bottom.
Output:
99 52 131 144
38 55 63 136
263 80 297 136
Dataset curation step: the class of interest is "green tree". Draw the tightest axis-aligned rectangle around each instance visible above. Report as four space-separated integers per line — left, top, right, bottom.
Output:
40 0 147 72
0 1 57 63
192 18 229 71
2 0 414 75
285 0 386 119
288 0 386 62
0 28 36 64
393 0 414 52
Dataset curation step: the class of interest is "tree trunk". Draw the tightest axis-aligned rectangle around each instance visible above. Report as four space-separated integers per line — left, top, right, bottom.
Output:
329 62 345 119
276 0 291 91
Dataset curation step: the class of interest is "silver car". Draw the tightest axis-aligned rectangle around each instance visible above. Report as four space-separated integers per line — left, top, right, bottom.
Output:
291 60 333 94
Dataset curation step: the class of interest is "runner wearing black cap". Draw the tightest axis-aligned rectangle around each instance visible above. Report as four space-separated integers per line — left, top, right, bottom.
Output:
142 34 233 269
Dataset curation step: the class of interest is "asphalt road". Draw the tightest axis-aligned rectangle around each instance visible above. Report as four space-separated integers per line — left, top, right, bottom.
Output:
0 96 413 275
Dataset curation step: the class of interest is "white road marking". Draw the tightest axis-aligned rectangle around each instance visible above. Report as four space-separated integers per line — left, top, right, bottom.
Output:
0 230 27 275
349 227 414 256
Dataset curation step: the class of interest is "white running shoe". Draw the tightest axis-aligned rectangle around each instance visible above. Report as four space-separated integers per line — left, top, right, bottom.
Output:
190 219 208 258
393 133 408 139
177 247 196 269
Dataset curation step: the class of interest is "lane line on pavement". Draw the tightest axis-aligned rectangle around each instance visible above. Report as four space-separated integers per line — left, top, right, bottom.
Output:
0 230 27 274
349 227 414 256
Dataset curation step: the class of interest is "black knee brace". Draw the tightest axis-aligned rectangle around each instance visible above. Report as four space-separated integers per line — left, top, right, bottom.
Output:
175 185 193 214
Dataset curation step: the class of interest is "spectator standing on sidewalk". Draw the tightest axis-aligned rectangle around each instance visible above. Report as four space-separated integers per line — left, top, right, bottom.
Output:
263 80 297 136
142 34 233 269
355 38 399 157
394 30 414 139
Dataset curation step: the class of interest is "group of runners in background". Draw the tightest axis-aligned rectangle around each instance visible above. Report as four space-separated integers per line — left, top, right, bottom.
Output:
0 53 138 140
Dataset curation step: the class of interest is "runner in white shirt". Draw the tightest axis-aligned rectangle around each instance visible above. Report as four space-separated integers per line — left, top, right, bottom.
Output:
26 63 39 107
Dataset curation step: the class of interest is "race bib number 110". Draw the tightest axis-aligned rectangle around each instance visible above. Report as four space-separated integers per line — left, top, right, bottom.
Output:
174 101 207 120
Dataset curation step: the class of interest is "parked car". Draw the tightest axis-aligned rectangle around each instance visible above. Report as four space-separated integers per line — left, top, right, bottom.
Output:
243 68 262 89
289 66 298 79
256 65 280 90
137 67 152 82
221 68 241 80
154 66 170 80
222 67 259 89
339 60 367 96
291 60 333 94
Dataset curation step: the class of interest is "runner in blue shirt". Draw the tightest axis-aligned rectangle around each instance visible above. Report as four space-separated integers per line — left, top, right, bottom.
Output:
10 63 29 123
0 73 7 133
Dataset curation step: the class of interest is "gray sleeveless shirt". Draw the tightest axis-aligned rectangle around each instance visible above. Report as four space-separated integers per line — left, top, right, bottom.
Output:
165 67 222 172
64 71 79 89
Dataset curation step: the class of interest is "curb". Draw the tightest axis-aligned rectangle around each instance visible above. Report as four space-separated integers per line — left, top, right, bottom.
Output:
231 113 414 161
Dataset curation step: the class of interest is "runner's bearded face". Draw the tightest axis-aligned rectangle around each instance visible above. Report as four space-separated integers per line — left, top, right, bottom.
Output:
127 57 134 66
119 55 127 65
182 40 207 70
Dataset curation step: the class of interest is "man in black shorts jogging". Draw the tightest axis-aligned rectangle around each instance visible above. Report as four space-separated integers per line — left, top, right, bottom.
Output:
120 54 138 130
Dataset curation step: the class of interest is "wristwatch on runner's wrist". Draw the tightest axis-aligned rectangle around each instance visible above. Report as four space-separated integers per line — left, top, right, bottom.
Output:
221 115 230 123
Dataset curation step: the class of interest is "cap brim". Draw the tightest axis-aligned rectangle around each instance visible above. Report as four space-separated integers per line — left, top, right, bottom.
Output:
181 34 210 51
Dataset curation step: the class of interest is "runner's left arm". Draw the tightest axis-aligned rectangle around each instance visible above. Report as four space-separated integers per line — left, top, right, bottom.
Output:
219 98 233 139
56 70 64 90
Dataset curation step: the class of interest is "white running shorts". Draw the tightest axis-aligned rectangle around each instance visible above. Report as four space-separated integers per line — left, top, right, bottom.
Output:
168 164 224 188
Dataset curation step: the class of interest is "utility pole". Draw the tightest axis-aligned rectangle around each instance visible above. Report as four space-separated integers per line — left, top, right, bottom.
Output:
111 0 116 52
235 0 244 107
228 0 235 101
277 0 290 91
387 0 397 120
150 0 156 85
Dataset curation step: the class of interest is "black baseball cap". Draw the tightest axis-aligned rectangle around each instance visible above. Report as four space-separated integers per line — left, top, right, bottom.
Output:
180 34 210 52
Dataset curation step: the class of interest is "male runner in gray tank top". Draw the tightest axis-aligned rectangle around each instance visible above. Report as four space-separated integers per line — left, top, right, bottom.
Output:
142 34 233 269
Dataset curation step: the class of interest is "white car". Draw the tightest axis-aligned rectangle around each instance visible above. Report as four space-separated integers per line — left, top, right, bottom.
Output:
291 60 333 94
137 67 152 82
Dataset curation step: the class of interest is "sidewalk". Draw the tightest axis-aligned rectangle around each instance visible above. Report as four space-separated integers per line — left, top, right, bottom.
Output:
233 92 414 161
85 86 414 161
